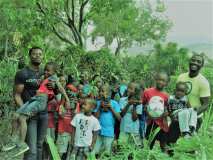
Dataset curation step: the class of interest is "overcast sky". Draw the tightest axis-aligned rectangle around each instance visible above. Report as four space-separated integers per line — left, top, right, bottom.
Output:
163 0 213 45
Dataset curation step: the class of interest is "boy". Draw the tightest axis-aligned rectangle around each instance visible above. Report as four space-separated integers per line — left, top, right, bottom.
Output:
93 84 121 156
168 82 197 139
119 82 143 147
70 98 101 160
3 62 70 155
142 71 169 152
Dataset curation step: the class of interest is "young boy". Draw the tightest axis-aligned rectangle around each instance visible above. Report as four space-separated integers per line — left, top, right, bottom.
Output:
119 82 143 147
93 84 121 156
70 98 101 160
168 82 197 139
3 62 70 154
142 71 169 152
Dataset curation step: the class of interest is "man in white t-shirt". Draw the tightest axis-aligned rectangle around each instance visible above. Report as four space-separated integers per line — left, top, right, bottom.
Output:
71 99 101 160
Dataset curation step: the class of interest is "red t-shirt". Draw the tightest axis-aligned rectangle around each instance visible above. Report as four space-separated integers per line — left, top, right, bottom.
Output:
57 101 80 134
47 99 58 128
142 87 169 132
37 79 55 100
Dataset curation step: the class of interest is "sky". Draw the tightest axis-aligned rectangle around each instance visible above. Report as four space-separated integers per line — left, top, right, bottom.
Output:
163 0 213 45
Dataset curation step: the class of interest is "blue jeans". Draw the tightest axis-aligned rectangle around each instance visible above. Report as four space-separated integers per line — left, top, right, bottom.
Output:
17 95 48 116
24 112 48 160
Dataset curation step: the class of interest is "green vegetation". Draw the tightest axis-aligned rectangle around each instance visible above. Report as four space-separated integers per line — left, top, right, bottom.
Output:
0 0 212 160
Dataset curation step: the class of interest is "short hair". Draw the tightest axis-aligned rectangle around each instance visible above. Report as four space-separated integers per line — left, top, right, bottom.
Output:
45 62 58 72
176 82 187 90
29 46 42 56
191 52 205 66
155 70 170 82
85 98 97 107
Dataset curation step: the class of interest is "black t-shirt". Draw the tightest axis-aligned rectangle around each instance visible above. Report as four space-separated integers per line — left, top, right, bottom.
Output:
15 67 43 103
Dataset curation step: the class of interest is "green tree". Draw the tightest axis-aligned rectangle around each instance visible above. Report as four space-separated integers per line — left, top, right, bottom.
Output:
36 0 90 48
90 0 171 55
0 0 50 59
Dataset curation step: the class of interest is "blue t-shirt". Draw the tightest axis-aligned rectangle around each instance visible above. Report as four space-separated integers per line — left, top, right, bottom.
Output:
119 84 127 97
119 97 143 134
94 100 121 137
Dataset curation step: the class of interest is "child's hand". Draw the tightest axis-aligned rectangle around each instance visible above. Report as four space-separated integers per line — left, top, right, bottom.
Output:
46 81 55 90
106 103 112 110
128 98 135 105
89 145 94 152
161 112 169 118
65 100 71 108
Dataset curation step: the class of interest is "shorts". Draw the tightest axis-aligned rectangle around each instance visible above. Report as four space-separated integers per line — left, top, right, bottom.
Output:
56 132 71 154
93 135 114 155
119 132 143 147
71 146 91 160
16 95 48 116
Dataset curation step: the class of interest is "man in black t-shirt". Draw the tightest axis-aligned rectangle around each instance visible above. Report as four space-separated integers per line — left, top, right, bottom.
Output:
14 47 47 160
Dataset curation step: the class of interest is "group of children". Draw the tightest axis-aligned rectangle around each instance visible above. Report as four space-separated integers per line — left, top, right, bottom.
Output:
5 62 198 159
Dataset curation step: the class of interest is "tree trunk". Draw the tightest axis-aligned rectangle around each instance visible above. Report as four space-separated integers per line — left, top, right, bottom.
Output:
115 41 121 56
4 36 8 58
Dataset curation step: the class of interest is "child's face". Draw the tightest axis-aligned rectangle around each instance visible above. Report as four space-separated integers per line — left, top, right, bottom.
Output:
82 100 94 114
78 84 84 97
175 84 186 99
155 73 168 90
59 76 66 87
100 86 110 99
44 65 55 78
127 83 136 97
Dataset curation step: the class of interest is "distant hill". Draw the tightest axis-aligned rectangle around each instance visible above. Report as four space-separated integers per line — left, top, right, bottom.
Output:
185 43 213 58
125 43 213 59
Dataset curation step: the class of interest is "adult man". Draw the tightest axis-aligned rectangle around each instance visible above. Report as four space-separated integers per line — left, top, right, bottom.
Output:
14 47 48 160
177 53 211 130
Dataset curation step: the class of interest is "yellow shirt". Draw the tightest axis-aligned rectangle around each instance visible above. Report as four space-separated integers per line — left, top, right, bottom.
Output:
177 73 211 108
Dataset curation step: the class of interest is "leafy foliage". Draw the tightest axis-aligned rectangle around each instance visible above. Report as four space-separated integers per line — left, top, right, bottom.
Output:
90 0 171 55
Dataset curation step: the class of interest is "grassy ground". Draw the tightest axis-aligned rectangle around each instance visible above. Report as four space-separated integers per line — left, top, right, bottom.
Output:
0 105 212 160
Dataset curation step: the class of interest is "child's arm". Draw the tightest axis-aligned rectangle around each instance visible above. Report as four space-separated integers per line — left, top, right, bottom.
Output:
107 103 121 121
71 127 76 147
187 101 191 108
121 104 130 117
132 105 139 121
55 81 70 105
90 130 98 151
94 108 100 119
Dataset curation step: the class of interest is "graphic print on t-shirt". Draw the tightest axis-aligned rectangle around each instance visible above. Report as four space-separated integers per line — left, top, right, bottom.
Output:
147 96 165 118
79 118 89 139
185 81 192 95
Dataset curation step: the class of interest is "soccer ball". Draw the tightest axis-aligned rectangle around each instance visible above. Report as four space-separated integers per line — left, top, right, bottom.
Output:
147 96 165 118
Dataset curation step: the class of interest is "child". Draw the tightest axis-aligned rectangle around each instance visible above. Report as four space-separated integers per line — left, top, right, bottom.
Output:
168 82 197 139
56 82 80 159
93 84 121 156
3 62 70 154
119 82 143 147
142 71 169 152
70 98 101 160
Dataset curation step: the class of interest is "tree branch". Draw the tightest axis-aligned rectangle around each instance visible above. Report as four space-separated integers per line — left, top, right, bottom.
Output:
71 0 75 23
79 0 89 33
64 0 81 45
36 2 46 15
52 26 74 45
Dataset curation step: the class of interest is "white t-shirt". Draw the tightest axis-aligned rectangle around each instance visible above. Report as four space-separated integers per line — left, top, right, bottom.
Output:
71 113 101 147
